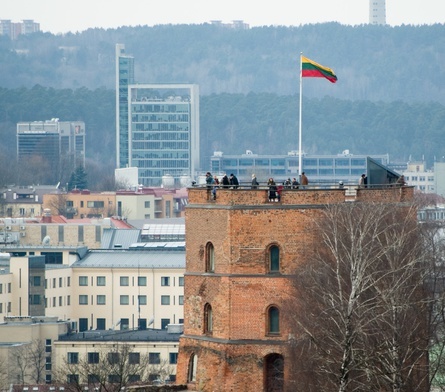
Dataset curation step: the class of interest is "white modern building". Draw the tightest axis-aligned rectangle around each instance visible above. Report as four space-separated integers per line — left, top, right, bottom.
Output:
435 162 445 198
369 0 386 25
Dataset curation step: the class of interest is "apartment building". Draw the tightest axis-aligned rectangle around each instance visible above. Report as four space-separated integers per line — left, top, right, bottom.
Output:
0 185 59 218
0 19 40 39
52 326 182 385
0 316 69 385
402 161 435 194
0 237 185 386
43 187 188 221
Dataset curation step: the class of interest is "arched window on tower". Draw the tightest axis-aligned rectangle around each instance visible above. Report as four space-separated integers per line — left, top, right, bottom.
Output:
269 245 280 273
267 305 280 335
205 242 215 272
204 303 213 334
187 353 198 382
264 353 284 391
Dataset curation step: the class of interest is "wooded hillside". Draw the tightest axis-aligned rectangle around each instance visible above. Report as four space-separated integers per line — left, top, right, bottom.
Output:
1 23 444 103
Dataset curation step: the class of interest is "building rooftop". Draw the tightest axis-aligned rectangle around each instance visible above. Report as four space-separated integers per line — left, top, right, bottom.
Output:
57 327 182 342
101 228 141 249
72 249 185 269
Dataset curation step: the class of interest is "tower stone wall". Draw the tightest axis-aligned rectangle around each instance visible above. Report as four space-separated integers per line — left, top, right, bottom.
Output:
177 186 415 391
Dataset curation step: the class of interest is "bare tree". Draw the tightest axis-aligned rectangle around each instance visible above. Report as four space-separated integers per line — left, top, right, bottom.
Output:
27 339 47 384
288 202 430 392
53 343 164 392
46 193 70 216
12 344 30 385
0 354 9 391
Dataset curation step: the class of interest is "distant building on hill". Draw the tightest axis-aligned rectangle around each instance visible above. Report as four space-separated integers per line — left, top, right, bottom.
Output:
0 19 40 39
210 20 249 29
17 119 86 177
369 0 386 25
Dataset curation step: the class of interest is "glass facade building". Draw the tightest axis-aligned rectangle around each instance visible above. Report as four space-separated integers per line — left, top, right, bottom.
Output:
128 84 200 186
116 44 199 187
210 151 390 185
115 44 134 169
17 119 85 176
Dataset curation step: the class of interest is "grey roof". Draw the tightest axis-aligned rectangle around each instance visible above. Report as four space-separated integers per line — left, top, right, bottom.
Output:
127 217 184 229
0 245 89 259
101 228 141 249
129 242 185 249
141 223 185 236
73 249 185 269
57 328 181 342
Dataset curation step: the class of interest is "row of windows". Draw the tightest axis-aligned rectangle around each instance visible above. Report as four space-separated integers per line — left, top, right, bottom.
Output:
0 283 12 293
203 303 280 335
218 157 369 168
405 175 434 182
67 373 176 384
78 294 184 306
43 276 71 289
78 276 184 287
67 351 178 365
133 124 190 134
45 295 70 307
131 113 189 122
131 102 189 113
65 200 111 208
132 152 189 159
77 317 183 332
0 302 11 313
132 141 189 150
133 159 190 169
206 243 280 273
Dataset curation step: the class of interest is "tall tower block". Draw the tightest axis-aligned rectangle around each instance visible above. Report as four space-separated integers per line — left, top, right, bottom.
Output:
176 186 415 391
369 0 386 25
115 43 134 170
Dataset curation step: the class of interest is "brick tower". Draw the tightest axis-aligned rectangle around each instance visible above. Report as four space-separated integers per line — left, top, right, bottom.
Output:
176 185 416 391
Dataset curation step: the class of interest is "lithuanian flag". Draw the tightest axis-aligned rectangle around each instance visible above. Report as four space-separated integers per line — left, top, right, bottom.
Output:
302 56 337 83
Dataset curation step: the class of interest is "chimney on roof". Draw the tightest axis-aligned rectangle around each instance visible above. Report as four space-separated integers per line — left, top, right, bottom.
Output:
41 208 52 223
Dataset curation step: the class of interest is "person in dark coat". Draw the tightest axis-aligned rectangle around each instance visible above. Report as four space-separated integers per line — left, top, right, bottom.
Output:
291 178 299 189
229 173 239 189
221 174 230 188
251 174 259 189
205 172 217 200
267 178 277 202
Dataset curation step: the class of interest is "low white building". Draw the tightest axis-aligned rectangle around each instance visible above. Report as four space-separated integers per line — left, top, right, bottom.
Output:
403 162 435 193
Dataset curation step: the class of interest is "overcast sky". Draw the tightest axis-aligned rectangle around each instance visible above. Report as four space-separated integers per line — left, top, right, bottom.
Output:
2 0 444 34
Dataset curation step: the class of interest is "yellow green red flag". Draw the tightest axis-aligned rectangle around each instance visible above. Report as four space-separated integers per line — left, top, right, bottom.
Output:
301 56 337 83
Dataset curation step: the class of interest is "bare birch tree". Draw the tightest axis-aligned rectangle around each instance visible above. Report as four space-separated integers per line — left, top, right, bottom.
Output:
288 202 430 392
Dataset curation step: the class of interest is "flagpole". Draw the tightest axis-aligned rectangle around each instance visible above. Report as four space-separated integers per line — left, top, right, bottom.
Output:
298 52 303 176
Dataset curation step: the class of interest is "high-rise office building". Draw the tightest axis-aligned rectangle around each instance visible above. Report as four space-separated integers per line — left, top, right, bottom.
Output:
17 119 85 178
115 44 200 187
115 44 135 170
369 0 386 25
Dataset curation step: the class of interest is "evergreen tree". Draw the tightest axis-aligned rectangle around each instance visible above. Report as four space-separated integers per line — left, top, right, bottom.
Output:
68 166 88 191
